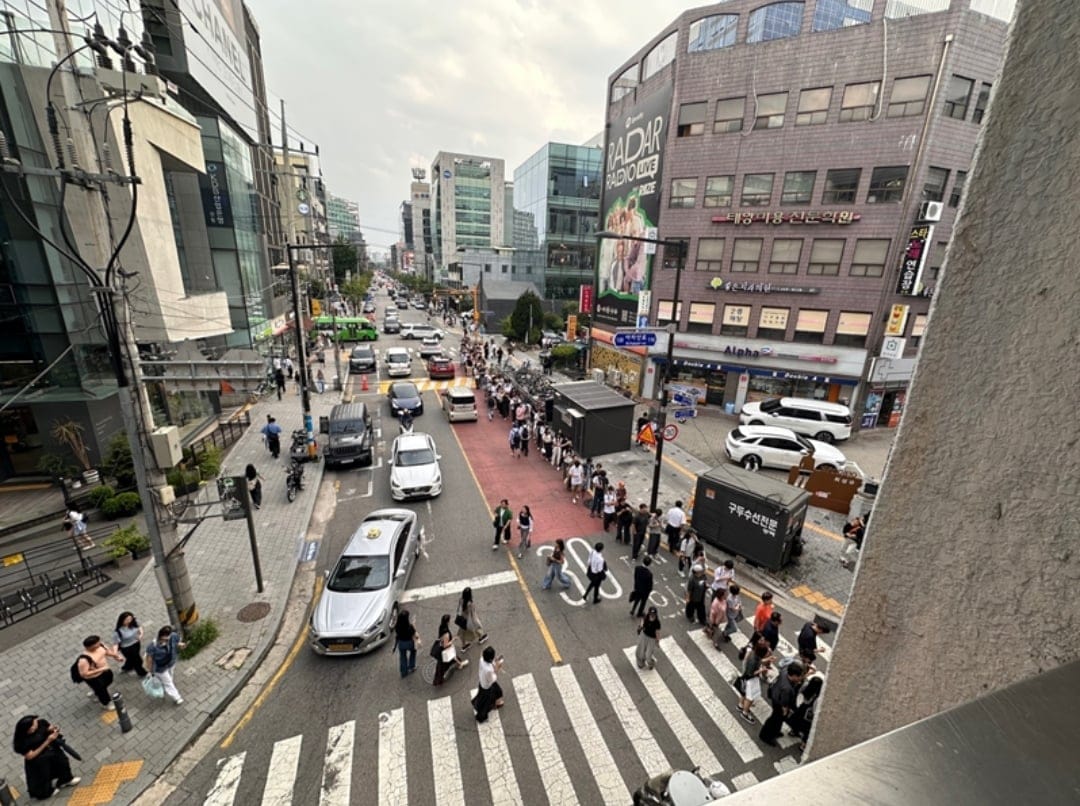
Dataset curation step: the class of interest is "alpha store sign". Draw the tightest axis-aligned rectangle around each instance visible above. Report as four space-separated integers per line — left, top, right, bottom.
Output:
897 224 933 295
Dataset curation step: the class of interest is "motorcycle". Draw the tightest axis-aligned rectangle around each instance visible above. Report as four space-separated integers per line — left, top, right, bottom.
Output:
398 410 414 435
290 428 319 462
285 459 305 503
633 769 731 806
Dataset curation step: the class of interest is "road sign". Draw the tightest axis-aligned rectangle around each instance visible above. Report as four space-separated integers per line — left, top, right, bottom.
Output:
662 423 679 441
672 407 698 421
671 391 695 407
613 331 658 348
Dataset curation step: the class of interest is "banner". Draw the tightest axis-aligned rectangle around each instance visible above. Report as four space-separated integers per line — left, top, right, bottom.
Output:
595 84 675 327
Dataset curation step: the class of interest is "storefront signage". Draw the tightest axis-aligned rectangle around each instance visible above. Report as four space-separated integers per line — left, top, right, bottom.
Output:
200 161 233 228
709 277 820 295
669 358 855 386
897 224 934 295
885 304 910 336
712 210 861 226
578 284 594 314
724 344 773 359
879 336 906 359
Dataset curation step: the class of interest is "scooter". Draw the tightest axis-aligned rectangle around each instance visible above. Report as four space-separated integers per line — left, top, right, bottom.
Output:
398 410 414 435
285 459 304 503
633 769 731 806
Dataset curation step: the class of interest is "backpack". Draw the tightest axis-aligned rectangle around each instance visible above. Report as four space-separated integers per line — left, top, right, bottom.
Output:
70 654 92 684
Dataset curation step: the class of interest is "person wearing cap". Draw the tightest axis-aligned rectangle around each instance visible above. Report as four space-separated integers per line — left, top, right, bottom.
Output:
685 563 708 625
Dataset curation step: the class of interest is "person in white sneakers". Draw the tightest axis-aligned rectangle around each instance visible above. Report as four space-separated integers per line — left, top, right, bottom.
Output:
13 715 81 799
145 626 187 706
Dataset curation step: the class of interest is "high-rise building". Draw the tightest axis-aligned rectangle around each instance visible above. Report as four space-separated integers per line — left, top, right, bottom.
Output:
274 148 330 281
430 152 506 283
409 174 433 280
327 194 361 242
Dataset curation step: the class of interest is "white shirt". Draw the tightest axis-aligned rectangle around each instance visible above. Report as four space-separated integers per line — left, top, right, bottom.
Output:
568 465 585 485
479 659 498 690
588 549 606 575
666 506 686 528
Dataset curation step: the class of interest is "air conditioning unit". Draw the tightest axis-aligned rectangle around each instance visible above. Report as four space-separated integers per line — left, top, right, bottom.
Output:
918 201 943 222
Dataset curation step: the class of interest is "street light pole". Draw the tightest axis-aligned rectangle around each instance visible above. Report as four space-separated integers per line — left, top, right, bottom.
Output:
287 245 315 458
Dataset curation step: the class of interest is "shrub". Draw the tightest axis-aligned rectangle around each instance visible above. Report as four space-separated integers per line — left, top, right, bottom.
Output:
88 485 115 508
37 453 79 479
100 492 142 518
102 433 137 489
179 618 220 660
542 312 563 332
167 467 202 496
196 445 222 479
101 524 150 559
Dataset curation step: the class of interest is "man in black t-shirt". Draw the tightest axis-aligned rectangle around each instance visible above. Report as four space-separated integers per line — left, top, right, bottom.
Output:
760 662 805 746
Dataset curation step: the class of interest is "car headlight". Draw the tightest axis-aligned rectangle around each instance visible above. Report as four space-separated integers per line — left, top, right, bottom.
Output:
363 610 387 636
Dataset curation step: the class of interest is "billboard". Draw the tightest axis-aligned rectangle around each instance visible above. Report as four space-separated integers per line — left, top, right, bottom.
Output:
595 84 674 327
199 160 233 227
185 0 257 139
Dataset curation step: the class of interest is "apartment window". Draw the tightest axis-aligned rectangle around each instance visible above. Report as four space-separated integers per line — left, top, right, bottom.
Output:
850 239 889 277
688 14 738 52
948 171 967 208
687 302 716 334
721 304 751 336
657 300 684 324
834 311 872 347
793 309 829 344
839 81 880 122
972 82 992 124
922 167 950 203
731 239 763 273
768 239 803 274
670 178 698 208
677 102 708 137
741 173 775 207
781 171 816 205
703 175 734 207
501 265 509 274
807 239 844 275
484 264 492 273
695 238 725 272
757 307 790 340
867 166 908 203
661 238 690 269
943 75 974 120
822 168 860 204
887 75 931 117
754 92 788 130
796 87 831 126
714 97 745 133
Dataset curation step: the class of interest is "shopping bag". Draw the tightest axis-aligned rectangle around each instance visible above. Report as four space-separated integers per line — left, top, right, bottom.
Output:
142 675 165 699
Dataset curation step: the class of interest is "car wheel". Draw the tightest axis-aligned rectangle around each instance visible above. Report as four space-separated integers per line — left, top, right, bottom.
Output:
741 455 761 471
388 603 399 631
814 431 835 444
749 419 764 426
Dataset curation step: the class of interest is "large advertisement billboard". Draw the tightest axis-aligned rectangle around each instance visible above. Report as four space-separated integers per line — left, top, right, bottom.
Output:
186 0 257 139
595 84 674 327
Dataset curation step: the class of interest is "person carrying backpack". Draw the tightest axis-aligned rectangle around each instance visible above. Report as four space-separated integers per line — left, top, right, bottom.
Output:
72 636 122 710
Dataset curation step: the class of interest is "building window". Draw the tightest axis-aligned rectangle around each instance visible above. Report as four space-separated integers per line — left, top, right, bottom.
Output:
731 239 763 273
657 300 684 324
812 0 873 31
703 175 735 207
943 75 974 120
768 239 803 274
484 264 492 273
688 14 739 52
677 102 708 136
669 178 698 208
757 306 790 340
839 81 880 122
501 265 509 273
948 171 967 208
822 168 860 203
922 167 950 202
867 166 908 203
754 92 788 130
611 65 639 103
721 304 751 336
747 2 805 43
662 238 690 269
808 239 844 275
972 82 992 123
714 97 745 133
796 87 832 125
741 173 775 206
887 75 931 117
850 239 889 277
687 302 716 333
834 311 871 347
642 31 678 80
793 309 828 344
695 238 725 272
781 171 816 205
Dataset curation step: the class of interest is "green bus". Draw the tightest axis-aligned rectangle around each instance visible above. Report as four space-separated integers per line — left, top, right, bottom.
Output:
313 316 378 342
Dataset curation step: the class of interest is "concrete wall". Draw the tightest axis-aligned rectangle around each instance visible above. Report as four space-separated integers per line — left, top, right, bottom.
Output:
809 0 1080 758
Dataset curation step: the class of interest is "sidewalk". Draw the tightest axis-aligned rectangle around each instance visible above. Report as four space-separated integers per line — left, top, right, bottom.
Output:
0 385 339 805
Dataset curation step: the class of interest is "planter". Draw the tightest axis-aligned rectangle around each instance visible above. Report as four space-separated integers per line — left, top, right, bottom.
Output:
82 469 101 485
111 552 133 568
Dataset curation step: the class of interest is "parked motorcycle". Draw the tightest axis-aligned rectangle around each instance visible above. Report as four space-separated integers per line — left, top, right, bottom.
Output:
289 428 316 462
285 459 305 503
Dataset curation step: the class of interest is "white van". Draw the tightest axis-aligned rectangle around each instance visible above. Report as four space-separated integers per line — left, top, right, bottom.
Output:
385 347 412 378
442 386 477 422
739 397 853 443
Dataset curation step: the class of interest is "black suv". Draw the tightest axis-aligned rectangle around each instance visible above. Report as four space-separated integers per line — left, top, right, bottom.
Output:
349 345 377 373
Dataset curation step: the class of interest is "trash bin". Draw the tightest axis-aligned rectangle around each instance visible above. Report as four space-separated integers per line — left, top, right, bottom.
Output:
724 402 736 415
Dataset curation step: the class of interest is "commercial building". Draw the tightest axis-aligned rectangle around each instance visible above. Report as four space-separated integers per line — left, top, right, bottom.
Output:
409 171 433 280
430 151 506 283
597 0 1012 426
327 193 361 242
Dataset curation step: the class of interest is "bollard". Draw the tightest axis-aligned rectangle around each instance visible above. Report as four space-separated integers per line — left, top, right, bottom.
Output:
113 691 133 733
0 778 17 805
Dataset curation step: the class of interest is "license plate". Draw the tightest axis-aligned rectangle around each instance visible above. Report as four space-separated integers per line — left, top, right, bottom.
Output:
328 642 354 652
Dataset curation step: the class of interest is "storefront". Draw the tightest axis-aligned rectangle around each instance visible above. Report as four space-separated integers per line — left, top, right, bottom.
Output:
863 356 917 429
588 328 646 395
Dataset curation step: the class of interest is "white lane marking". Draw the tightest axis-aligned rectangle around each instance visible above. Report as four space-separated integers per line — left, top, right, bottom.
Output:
427 697 465 806
550 665 628 806
204 752 244 806
731 771 760 791
474 693 524 805
589 655 668 777
661 637 763 763
320 720 354 806
378 708 407 806
261 735 301 806
775 756 801 774
513 673 578 805
621 647 724 776
402 570 517 603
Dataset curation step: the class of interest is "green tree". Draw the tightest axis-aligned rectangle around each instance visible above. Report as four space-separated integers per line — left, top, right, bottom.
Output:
102 433 137 488
331 237 359 285
340 275 370 311
508 291 544 344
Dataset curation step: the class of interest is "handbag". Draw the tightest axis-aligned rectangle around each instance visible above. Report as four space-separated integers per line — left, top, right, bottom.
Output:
441 646 456 663
454 614 468 630
142 675 165 699
429 639 442 660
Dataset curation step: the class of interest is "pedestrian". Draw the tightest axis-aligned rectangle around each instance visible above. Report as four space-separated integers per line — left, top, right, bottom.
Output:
568 459 585 504
797 619 831 666
705 587 725 642
677 528 697 576
635 606 662 670
711 559 736 599
629 555 654 618
737 642 771 724
432 614 468 686
245 463 263 510
541 538 573 590
509 424 521 458
283 356 294 380
635 409 651 449
456 587 488 649
518 422 530 457
316 369 326 394
589 469 607 518
646 508 663 558
788 675 825 748
754 591 775 633
492 499 512 550
145 626 187 705
12 715 81 800
685 564 708 624
581 542 607 604
762 611 783 652
631 503 650 559
274 368 286 400
516 505 534 558
840 514 866 569
602 486 617 531
393 609 419 678
486 390 496 421
723 583 745 642
75 635 122 710
614 480 627 508
64 508 93 550
471 647 505 723
665 500 687 553
261 416 282 459
615 502 634 545
542 426 554 461
550 430 562 467
760 662 805 746
111 612 147 678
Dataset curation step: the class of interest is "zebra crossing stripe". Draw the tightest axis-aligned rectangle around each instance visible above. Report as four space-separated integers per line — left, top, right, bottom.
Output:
205 752 245 806
621 647 724 776
427 697 466 806
730 771 760 791
473 692 524 806
262 735 302 806
660 637 763 763
550 665 629 806
378 708 408 806
320 720 354 806
589 654 669 778
513 673 579 805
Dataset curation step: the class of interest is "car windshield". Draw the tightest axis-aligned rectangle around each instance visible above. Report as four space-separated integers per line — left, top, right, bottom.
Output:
326 555 390 592
396 448 435 467
388 355 408 364
330 419 363 435
392 384 418 398
795 434 815 452
352 349 374 358
759 399 782 413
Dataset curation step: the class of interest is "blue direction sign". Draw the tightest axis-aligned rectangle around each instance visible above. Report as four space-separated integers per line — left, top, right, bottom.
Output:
672 407 698 420
671 391 695 406
614 330 657 348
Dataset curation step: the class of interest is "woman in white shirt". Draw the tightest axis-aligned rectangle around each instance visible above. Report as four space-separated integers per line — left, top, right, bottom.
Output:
516 506 534 559
472 647 505 723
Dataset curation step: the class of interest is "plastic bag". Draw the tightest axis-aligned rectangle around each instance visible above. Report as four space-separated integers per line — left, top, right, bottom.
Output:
142 675 165 699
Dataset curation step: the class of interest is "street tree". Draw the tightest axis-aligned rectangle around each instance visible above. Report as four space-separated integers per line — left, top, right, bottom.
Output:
507 291 544 344
331 237 359 285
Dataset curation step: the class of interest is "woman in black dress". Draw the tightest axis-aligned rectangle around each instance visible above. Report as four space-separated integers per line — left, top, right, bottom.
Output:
12 715 80 800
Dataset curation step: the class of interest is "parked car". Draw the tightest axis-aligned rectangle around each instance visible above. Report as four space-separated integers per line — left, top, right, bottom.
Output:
418 336 442 358
739 397 853 443
308 508 423 655
724 425 848 472
389 432 442 501
387 381 424 416
348 345 377 373
385 347 412 378
427 356 455 379
540 330 565 348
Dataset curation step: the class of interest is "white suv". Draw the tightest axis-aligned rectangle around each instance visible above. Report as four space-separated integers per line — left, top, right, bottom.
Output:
725 425 848 472
739 397 852 443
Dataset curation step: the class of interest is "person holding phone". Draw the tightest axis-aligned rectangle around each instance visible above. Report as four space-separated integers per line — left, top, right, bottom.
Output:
471 647 506 723
12 715 80 799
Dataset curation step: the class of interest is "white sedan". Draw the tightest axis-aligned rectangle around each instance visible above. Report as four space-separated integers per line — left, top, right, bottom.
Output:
389 432 442 500
724 425 848 472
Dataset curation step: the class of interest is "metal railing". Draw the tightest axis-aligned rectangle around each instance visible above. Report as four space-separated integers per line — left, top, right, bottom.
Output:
183 410 252 466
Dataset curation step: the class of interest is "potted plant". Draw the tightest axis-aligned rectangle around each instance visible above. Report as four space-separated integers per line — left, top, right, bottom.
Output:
51 419 98 485
102 524 151 564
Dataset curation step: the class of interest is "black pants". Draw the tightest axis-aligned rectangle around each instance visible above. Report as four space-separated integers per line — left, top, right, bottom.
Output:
119 643 147 677
760 704 787 744
685 599 706 624
616 522 632 544
250 480 262 508
85 669 114 704
268 435 280 458
631 589 650 617
666 525 681 552
582 572 603 603
493 523 510 546
602 512 615 531
631 531 645 559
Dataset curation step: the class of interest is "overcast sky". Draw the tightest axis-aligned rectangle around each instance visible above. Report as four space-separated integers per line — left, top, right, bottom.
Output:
254 1 686 255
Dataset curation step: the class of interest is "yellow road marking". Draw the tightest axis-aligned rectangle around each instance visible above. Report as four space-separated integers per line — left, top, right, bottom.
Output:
803 521 843 542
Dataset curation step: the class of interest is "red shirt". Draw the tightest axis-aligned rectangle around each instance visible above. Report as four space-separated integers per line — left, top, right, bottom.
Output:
754 602 774 633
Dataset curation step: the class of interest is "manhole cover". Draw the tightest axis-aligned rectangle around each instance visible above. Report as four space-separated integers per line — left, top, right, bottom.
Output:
236 602 271 623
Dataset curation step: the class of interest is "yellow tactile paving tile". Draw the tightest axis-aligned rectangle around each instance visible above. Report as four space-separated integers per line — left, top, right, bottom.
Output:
100 710 117 725
66 759 142 806
790 584 812 597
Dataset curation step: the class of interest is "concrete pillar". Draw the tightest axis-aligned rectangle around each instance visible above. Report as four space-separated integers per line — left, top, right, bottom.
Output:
810 0 1080 759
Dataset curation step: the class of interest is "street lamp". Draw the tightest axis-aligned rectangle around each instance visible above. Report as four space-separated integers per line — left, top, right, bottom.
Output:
595 230 687 513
